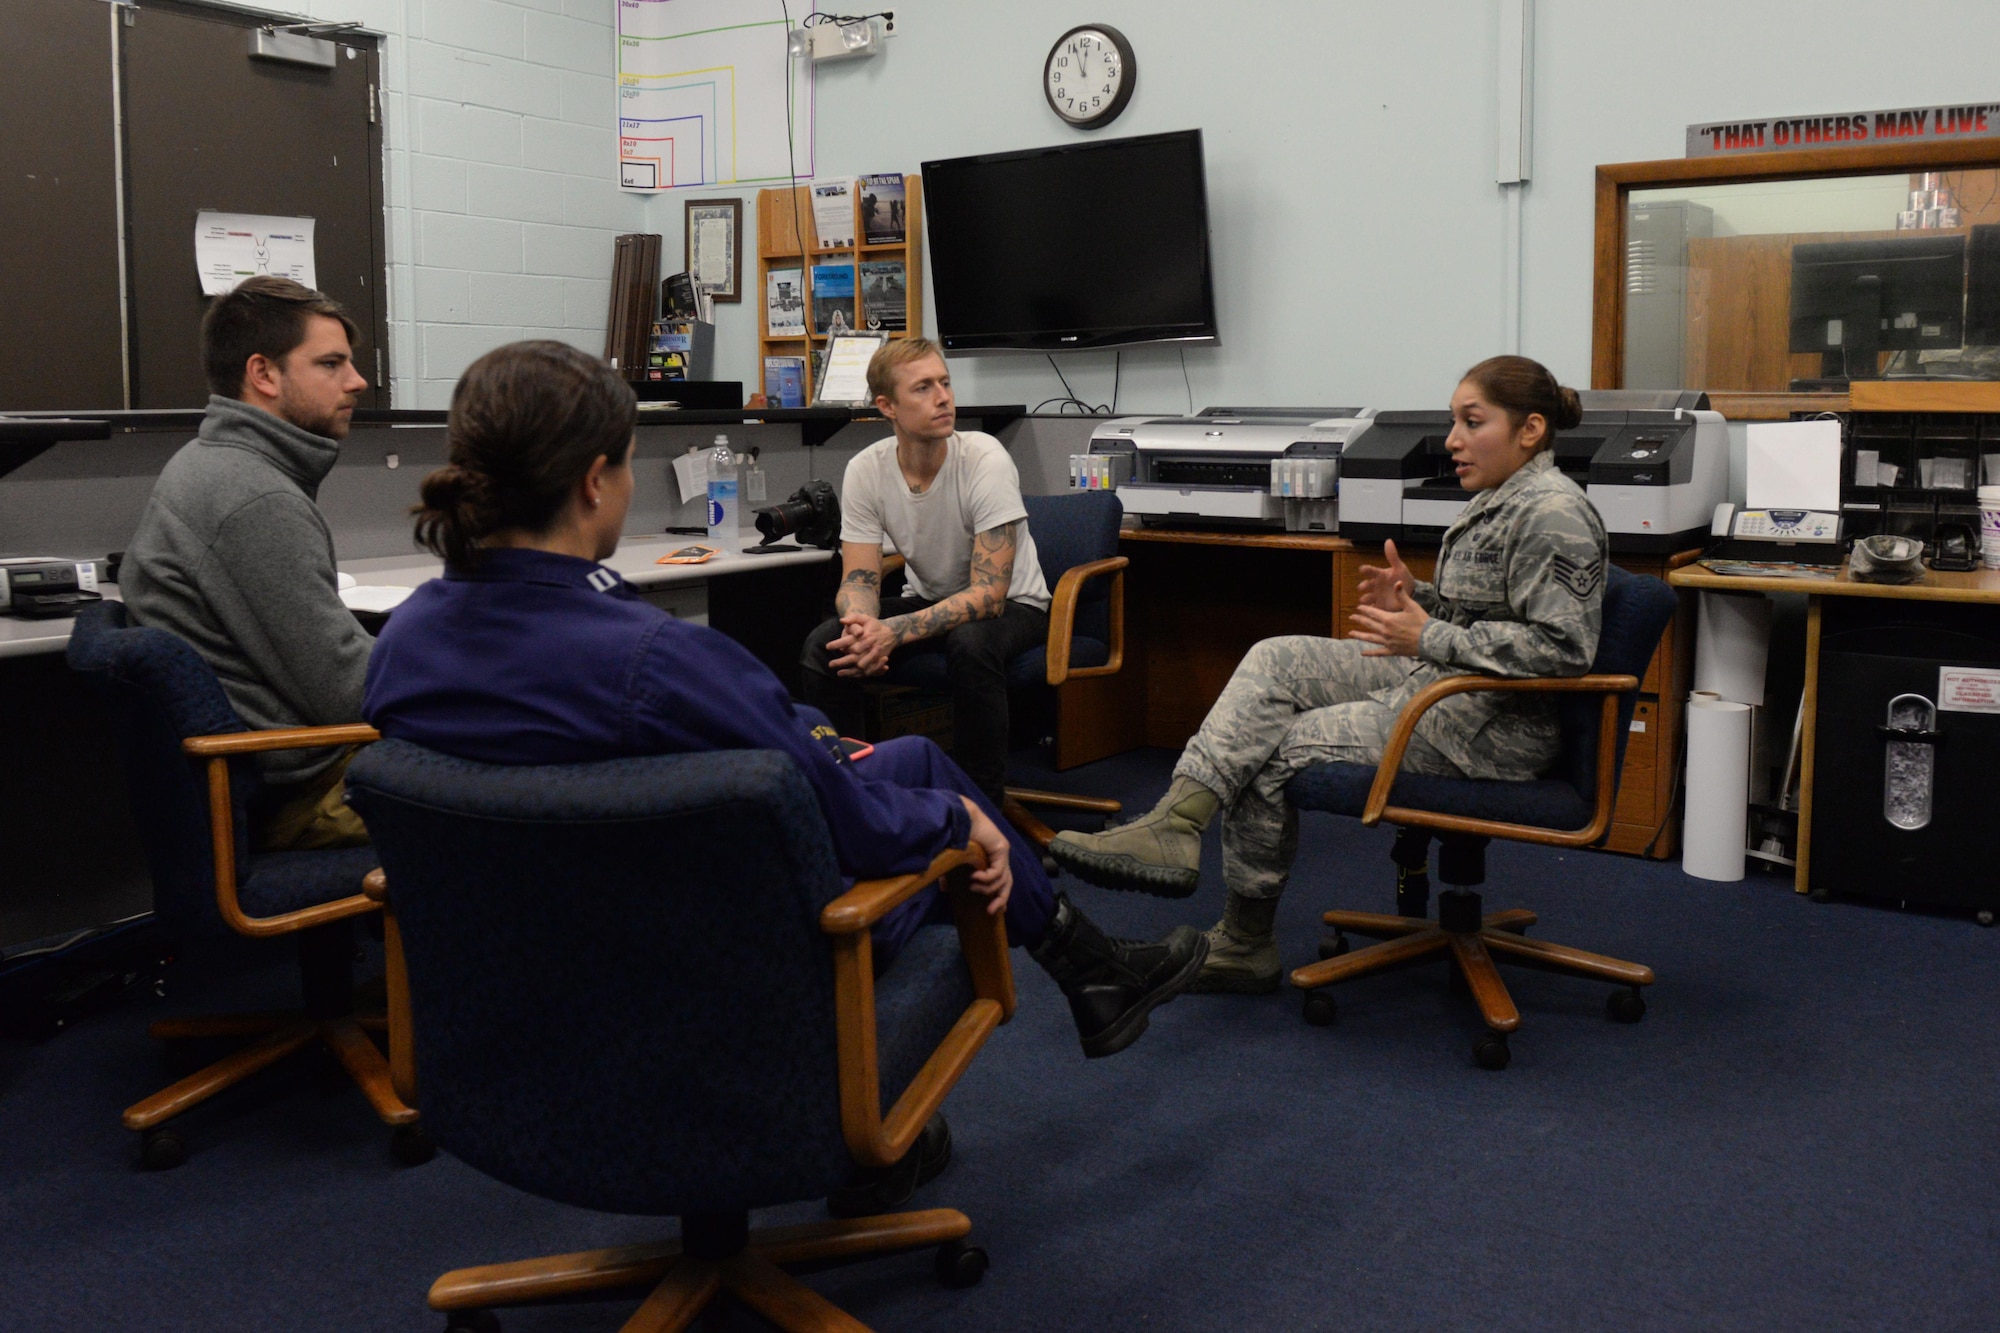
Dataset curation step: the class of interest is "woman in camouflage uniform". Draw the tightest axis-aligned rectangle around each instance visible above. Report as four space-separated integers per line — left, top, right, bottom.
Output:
1051 356 1608 993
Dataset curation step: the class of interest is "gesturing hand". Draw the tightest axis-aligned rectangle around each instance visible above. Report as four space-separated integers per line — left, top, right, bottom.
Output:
1348 576 1430 658
1356 538 1417 613
826 613 898 677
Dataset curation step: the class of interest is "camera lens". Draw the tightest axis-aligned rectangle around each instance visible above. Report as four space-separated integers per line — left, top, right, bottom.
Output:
755 498 815 542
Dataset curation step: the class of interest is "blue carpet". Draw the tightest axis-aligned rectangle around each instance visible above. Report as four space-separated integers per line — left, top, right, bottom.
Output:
5 746 1999 1330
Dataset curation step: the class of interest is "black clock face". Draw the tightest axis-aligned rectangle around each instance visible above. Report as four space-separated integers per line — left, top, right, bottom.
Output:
1044 24 1136 129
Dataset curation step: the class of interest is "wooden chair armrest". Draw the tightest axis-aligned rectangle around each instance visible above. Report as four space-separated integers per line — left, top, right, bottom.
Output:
1045 555 1127 686
1361 673 1640 843
825 841 1017 1168
183 723 380 757
362 868 388 904
820 844 987 934
189 724 382 938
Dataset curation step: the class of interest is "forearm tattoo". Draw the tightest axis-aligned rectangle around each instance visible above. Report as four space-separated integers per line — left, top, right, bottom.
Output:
887 524 1015 646
835 566 880 619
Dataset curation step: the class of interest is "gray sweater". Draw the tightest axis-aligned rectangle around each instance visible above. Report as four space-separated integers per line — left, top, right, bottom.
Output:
122 396 373 783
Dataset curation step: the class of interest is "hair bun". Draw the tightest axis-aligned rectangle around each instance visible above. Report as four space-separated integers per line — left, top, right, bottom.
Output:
1552 384 1583 432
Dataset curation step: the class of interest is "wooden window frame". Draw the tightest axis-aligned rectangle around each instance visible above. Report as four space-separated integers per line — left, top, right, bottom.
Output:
1592 139 2000 420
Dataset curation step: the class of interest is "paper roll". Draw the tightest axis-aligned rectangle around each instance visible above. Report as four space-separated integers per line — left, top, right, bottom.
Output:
1695 592 1770 706
1683 698 1752 882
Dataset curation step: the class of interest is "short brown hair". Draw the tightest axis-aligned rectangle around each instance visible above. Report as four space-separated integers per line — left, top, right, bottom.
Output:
201 276 361 397
413 341 637 570
866 337 947 404
1460 355 1583 447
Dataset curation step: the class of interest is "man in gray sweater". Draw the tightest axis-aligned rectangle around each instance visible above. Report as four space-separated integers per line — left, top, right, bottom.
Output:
121 276 373 850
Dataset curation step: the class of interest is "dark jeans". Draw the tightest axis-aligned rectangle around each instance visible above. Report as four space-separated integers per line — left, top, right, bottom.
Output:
799 596 1050 806
863 734 1055 966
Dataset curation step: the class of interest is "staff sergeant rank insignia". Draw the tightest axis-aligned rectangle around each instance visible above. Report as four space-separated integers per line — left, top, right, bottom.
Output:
1547 551 1603 600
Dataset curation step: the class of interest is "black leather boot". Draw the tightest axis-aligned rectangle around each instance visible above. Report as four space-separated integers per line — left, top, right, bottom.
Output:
1029 894 1208 1058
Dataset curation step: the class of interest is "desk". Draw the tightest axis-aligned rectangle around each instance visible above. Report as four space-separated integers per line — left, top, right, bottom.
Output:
0 537 834 949
1108 529 1696 858
1667 560 2000 894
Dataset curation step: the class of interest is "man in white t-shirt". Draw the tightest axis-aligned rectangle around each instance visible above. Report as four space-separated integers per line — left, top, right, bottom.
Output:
800 338 1051 804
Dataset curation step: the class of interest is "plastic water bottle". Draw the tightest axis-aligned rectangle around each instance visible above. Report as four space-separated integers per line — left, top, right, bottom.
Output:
706 434 738 551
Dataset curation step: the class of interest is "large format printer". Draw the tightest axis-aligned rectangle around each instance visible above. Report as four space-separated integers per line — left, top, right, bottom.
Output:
1337 390 1727 553
1082 408 1376 531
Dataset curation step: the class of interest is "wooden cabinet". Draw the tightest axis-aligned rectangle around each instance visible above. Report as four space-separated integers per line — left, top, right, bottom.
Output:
756 179 925 404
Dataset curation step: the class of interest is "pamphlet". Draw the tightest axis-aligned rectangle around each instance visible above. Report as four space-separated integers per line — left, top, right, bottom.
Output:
810 178 857 249
765 267 806 337
811 262 856 336
859 260 907 332
859 173 906 244
763 355 807 408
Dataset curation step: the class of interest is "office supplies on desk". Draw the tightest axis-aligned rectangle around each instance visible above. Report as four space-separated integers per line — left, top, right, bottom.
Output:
1707 503 1845 565
0 558 106 618
657 545 719 565
1088 408 1373 530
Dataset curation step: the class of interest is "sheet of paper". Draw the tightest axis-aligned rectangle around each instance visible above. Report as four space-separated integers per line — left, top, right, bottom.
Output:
672 449 710 503
194 212 316 296
695 218 729 285
339 585 414 614
815 334 885 406
810 178 855 248
1745 418 1842 511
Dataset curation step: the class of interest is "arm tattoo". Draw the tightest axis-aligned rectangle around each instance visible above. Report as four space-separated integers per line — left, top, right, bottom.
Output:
886 523 1017 646
835 566 881 619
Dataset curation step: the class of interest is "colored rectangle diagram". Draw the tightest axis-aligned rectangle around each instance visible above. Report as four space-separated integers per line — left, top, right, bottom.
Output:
616 0 814 192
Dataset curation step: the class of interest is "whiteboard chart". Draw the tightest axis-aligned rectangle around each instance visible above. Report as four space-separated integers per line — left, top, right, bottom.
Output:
617 0 816 191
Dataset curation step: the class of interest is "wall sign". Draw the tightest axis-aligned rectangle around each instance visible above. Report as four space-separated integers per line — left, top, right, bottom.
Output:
1686 103 2000 157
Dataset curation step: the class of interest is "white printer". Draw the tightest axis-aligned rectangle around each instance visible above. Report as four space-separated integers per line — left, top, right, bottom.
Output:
1337 391 1727 553
1080 407 1375 530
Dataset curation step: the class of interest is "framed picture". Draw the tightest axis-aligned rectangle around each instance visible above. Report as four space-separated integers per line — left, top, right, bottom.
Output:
684 197 742 303
814 332 890 407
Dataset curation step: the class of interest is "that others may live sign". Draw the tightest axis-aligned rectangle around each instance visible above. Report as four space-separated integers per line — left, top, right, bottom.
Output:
1686 103 2000 157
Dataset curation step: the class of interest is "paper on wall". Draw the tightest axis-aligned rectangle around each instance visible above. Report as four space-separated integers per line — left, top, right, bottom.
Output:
195 212 317 296
672 449 711 504
1745 418 1842 512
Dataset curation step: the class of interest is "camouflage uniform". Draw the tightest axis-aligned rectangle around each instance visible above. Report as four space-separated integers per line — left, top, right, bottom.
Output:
1176 450 1607 902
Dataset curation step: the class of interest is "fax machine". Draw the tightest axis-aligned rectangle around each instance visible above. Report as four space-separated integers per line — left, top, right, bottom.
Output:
1337 391 1726 553
1082 408 1376 530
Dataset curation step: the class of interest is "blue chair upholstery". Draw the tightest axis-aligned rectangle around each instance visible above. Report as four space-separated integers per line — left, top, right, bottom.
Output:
65 601 403 1165
1287 567 1677 831
1284 567 1680 1068
886 489 1123 694
344 739 1007 1325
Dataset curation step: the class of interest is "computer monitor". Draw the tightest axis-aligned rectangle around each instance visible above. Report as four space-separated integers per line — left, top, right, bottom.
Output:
1963 223 2000 347
1788 235 1965 382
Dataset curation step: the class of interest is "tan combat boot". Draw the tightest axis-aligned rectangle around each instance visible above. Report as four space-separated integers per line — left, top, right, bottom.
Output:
1188 892 1281 994
1047 776 1218 898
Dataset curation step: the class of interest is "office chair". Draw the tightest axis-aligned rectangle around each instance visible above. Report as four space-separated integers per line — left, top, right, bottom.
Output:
883 490 1131 848
66 602 419 1168
1284 567 1678 1069
345 741 1015 1332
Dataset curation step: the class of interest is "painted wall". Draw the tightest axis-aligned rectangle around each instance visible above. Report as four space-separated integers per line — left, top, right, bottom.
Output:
313 0 2000 415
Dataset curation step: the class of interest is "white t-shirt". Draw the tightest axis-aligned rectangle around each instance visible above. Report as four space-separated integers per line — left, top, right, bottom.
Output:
840 431 1052 612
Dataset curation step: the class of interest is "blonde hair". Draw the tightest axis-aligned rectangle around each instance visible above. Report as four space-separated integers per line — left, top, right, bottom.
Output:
866 337 947 404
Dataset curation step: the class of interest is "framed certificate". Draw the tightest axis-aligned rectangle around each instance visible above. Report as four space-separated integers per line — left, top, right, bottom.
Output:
684 198 741 303
813 332 890 407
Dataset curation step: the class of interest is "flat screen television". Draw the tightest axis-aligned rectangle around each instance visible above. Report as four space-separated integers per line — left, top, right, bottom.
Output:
921 130 1218 353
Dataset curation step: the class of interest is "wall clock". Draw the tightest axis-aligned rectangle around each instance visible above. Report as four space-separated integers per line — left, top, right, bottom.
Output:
1044 24 1135 130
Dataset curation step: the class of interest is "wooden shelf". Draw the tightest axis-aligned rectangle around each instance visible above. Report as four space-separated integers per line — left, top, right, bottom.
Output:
758 178 925 405
1847 380 2000 413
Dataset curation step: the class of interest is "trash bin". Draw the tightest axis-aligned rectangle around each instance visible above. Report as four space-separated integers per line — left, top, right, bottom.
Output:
1809 599 2000 919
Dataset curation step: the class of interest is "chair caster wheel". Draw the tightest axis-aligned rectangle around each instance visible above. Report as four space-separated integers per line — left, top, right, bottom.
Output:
1317 931 1349 961
443 1311 500 1333
139 1126 186 1171
1607 987 1647 1024
935 1238 988 1289
1472 1032 1510 1070
392 1123 436 1166
1978 910 1995 928
1301 990 1338 1027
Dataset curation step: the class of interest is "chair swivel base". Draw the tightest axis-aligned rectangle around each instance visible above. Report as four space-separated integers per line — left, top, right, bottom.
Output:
427 1207 984 1333
122 1004 421 1169
1289 888 1654 1070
